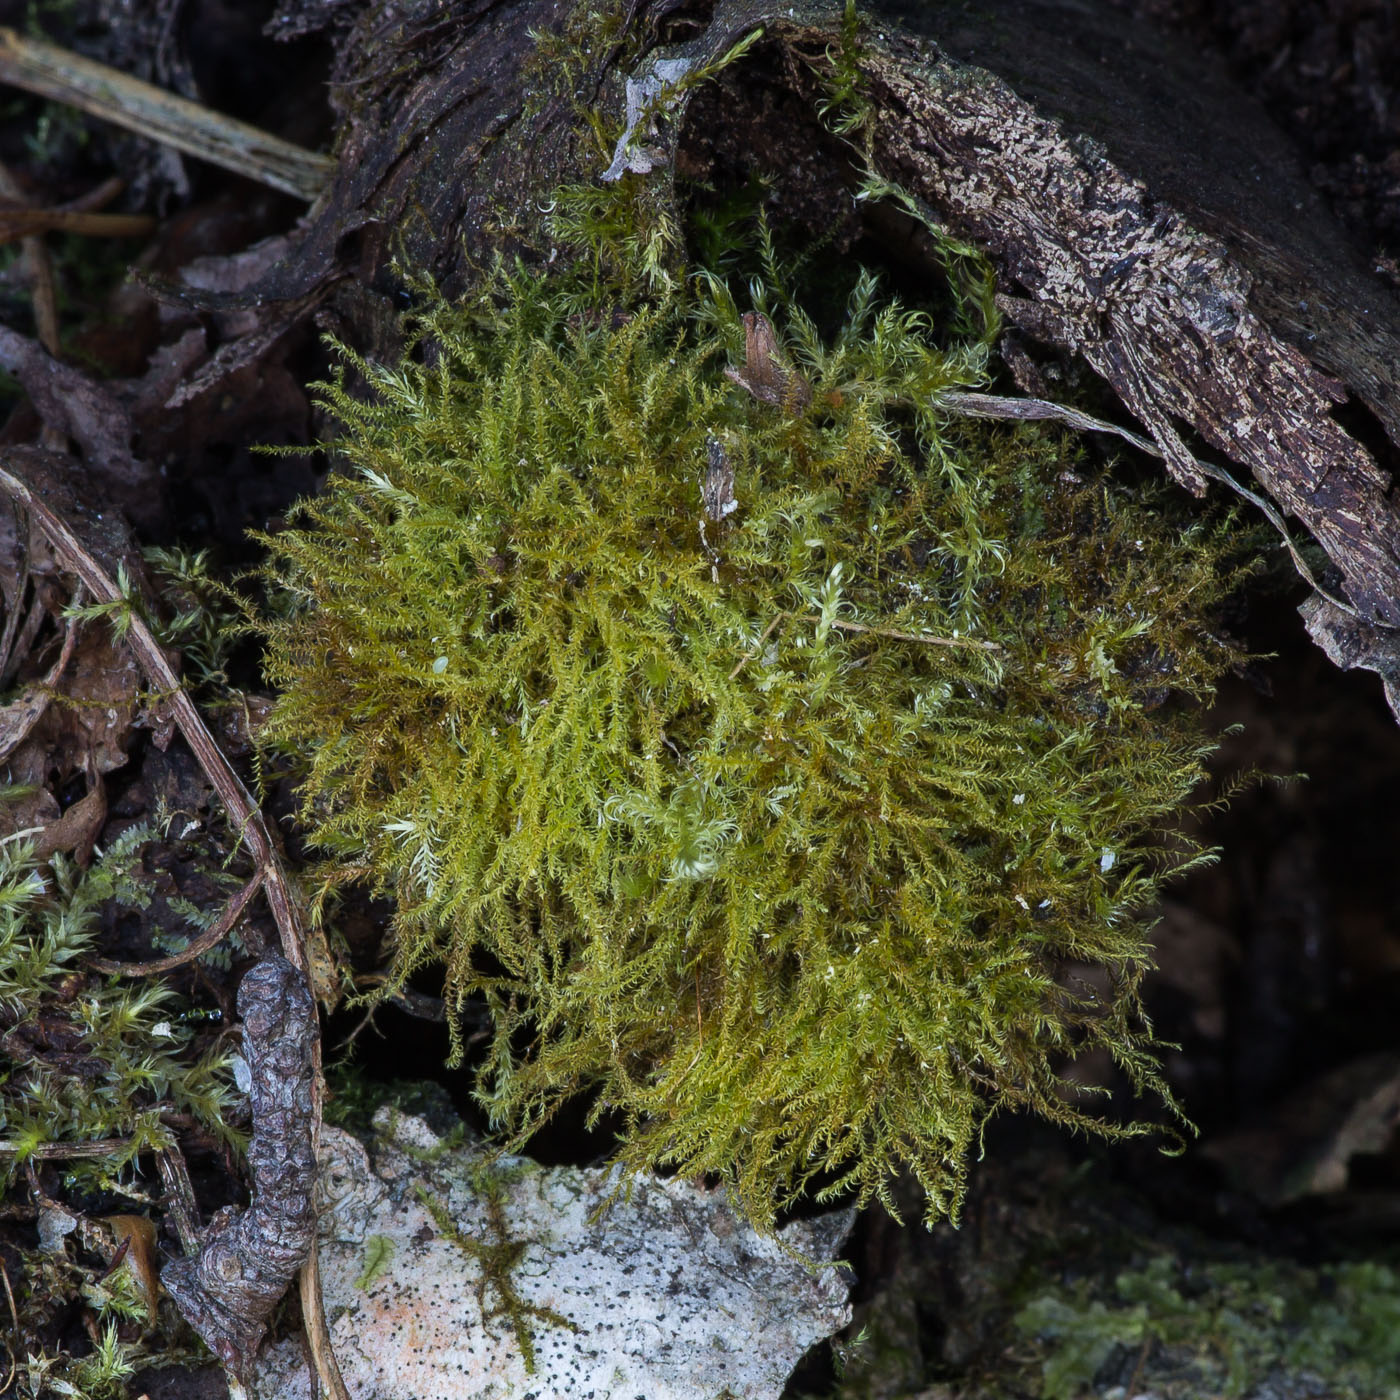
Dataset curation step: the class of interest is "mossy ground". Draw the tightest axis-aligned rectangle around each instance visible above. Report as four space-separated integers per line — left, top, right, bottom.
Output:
258 204 1260 1232
817 1139 1400 1400
1014 1253 1400 1400
0 813 242 1396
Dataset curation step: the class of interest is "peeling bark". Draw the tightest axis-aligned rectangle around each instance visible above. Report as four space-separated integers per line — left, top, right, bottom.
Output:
841 21 1400 625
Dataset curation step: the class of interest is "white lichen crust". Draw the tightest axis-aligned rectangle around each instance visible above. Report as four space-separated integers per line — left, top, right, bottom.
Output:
253 1109 853 1400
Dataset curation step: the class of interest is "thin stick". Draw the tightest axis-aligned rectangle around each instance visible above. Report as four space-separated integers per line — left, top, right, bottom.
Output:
0 1258 18 1395
0 207 156 243
728 610 790 679
157 1144 203 1256
0 27 334 202
59 174 127 213
0 461 351 1400
0 1137 133 1159
728 607 1001 679
935 388 1359 620
87 871 264 976
0 465 306 966
828 617 1002 649
0 158 60 360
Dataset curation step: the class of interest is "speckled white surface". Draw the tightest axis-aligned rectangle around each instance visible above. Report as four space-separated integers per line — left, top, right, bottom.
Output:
253 1108 854 1400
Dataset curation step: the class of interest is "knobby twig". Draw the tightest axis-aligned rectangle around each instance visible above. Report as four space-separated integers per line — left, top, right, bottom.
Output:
162 957 318 1379
0 27 334 202
0 462 350 1400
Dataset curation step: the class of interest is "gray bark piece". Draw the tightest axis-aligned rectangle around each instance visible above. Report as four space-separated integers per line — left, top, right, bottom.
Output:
1300 592 1400 723
162 957 319 1378
253 1109 854 1400
852 27 1400 626
601 57 695 181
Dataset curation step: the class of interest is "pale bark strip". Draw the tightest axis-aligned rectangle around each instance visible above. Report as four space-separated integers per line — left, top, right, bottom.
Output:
0 26 332 201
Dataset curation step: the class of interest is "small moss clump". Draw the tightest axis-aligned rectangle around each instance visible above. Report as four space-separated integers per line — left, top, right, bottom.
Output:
0 825 239 1190
0 818 241 1396
1015 1255 1400 1400
259 244 1250 1230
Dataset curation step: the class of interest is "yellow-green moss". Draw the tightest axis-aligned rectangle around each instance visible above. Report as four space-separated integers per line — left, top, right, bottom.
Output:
414 1175 575 1374
258 233 1254 1231
0 812 242 1396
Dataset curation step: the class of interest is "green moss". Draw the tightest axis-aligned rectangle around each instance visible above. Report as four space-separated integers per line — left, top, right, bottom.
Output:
0 812 242 1396
0 823 240 1192
257 221 1255 1231
354 1234 397 1291
1015 1255 1400 1399
15 1319 137 1400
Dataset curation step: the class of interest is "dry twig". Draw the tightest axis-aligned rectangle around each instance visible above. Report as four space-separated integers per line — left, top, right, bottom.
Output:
936 389 1362 620
728 608 1001 680
0 206 155 244
87 872 265 977
0 27 333 202
0 158 59 384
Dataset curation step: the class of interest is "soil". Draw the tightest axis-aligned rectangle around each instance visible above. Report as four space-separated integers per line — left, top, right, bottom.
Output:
1 1 1398 1397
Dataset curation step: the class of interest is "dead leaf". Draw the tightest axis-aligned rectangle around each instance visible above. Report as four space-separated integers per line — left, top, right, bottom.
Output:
101 1214 161 1324
724 312 812 412
0 683 56 765
31 781 106 866
0 325 146 491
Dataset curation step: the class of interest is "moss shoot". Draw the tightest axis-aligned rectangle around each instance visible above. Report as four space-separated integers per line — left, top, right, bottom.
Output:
258 238 1252 1230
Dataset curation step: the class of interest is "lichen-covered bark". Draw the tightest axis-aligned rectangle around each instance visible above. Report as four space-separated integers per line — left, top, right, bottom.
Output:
817 20 1400 626
252 1109 853 1400
162 957 319 1377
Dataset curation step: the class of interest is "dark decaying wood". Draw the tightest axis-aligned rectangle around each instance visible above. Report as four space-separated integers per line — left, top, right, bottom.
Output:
8 1 1400 676
862 45 1400 614
161 957 319 1379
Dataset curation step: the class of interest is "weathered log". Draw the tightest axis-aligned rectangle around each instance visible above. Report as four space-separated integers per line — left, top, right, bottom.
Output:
211 0 1400 708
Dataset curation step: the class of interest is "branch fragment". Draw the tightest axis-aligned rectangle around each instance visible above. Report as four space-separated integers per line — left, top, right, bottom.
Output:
0 26 333 201
161 957 318 1378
